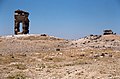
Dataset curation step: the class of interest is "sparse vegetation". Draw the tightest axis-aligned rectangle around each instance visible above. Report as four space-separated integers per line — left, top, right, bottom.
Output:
0 34 120 79
44 57 65 62
7 73 26 79
9 63 27 70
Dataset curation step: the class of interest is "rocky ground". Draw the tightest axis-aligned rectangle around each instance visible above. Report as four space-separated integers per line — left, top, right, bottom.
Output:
0 34 120 79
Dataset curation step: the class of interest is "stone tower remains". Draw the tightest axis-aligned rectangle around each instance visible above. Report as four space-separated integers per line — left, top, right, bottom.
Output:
14 10 29 35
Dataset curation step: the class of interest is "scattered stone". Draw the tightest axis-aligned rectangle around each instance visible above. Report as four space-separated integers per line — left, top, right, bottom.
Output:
92 53 113 58
71 43 74 45
75 43 77 45
41 34 47 36
101 53 105 57
83 42 86 44
111 39 115 41
56 48 60 51
11 56 14 58
70 56 74 57
103 29 114 35
57 45 60 47
93 54 100 58
0 54 2 56
89 35 101 40
80 54 85 56
108 54 112 57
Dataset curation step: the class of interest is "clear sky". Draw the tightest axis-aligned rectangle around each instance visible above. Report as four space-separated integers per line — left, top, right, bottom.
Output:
0 0 120 39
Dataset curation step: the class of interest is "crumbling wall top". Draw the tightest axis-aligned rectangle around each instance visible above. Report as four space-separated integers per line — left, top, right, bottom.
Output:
103 29 116 35
14 9 29 16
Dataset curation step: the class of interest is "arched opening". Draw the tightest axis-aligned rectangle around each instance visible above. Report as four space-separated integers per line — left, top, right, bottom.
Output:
20 22 23 33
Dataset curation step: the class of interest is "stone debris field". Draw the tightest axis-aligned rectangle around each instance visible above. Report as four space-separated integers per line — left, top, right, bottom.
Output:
0 34 120 79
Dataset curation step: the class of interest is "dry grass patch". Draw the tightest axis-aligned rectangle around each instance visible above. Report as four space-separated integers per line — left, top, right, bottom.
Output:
18 35 63 41
7 73 26 79
0 56 19 65
8 63 27 70
46 63 62 68
64 58 93 67
43 57 65 62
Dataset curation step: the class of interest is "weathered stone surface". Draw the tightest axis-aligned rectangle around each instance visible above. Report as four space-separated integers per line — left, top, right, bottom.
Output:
103 30 115 35
14 10 29 35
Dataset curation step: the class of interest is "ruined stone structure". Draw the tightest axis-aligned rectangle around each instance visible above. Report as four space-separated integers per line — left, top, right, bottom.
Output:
103 30 114 35
14 10 29 35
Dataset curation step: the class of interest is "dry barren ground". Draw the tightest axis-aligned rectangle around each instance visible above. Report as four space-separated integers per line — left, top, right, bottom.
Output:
0 34 120 79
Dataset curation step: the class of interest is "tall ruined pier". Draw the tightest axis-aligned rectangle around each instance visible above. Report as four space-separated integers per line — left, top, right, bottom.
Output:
14 10 29 35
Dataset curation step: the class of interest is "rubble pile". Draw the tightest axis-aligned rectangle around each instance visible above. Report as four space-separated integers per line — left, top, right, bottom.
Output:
71 30 120 50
